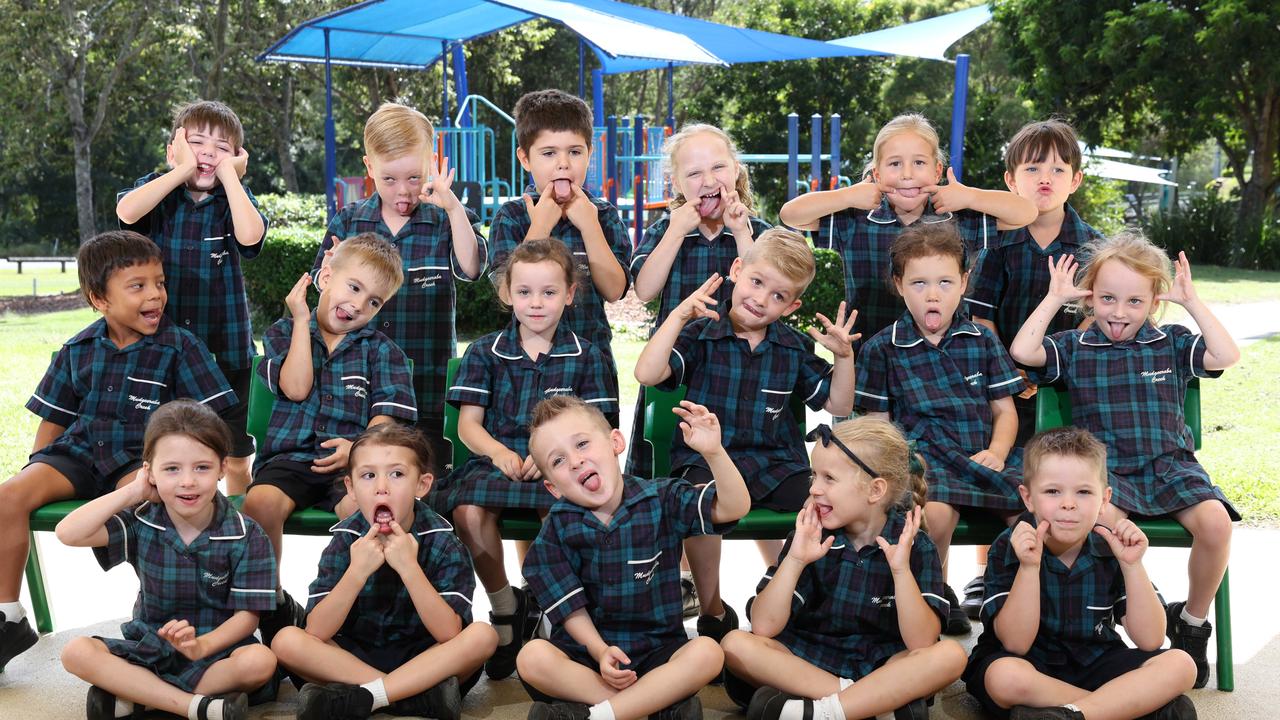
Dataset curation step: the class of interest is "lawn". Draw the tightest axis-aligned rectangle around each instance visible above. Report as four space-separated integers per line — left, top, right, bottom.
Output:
0 265 81 297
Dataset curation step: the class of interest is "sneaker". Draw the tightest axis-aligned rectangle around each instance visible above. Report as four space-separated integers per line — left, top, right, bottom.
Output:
295 682 374 720
1010 706 1085 720
528 701 591 720
748 687 805 720
894 697 929 720
389 676 461 720
942 586 971 635
961 575 984 620
655 695 703 720
0 611 38 671
486 585 530 679
86 685 138 720
680 572 700 619
1165 602 1212 689
258 590 305 647
197 693 248 720
695 603 739 643
1142 694 1197 720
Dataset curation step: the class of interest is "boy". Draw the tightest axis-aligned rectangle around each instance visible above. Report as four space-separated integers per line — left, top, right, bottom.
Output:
489 89 631 425
633 228 857 640
517 396 750 720
242 233 418 642
313 102 486 473
116 100 268 495
0 231 236 670
963 427 1197 720
272 423 497 720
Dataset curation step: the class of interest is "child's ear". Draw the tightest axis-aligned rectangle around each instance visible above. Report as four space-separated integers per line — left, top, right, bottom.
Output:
516 147 532 173
780 297 803 318
343 474 355 498
88 290 110 314
1003 170 1017 193
416 471 434 499
728 257 743 283
362 155 374 178
960 270 971 295
542 477 563 499
316 264 332 292
610 428 627 458
1069 170 1084 193
565 282 577 307
867 476 889 505
1017 483 1034 513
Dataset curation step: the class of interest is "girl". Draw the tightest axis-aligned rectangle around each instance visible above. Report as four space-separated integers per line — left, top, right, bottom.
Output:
855 223 1028 636
436 237 618 681
779 112 1036 344
721 417 966 720
1010 231 1239 689
57 400 277 720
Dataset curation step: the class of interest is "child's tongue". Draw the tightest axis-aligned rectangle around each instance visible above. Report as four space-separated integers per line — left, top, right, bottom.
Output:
582 473 601 492
374 506 394 534
698 193 720 217
552 179 573 201
923 309 945 332
395 200 414 216
896 187 921 199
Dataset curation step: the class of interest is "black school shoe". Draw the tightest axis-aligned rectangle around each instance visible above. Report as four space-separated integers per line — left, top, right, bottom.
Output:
0 611 38 671
389 676 462 720
1165 601 1212 689
258 590 305 647
195 693 248 720
86 685 140 720
1010 706 1085 720
528 701 591 720
486 586 530 679
653 695 703 720
296 682 373 720
695 603 739 643
893 697 929 720
942 586 972 635
961 575 985 620
1142 694 1198 720
747 687 800 720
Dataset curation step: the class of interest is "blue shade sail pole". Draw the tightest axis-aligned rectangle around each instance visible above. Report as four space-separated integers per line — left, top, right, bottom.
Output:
606 115 618 207
441 41 450 128
666 63 675 131
810 113 821 191
949 53 970 182
830 114 842 188
632 115 645 241
578 41 585 98
324 28 336 220
786 113 799 200
592 69 605 126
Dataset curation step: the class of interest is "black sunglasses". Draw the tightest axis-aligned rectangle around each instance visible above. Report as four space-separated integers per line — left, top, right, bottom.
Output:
806 424 880 479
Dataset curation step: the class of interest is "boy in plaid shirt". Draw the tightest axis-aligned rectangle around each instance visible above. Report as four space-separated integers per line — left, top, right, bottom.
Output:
963 427 1197 720
0 232 236 672
517 396 750 720
242 234 417 643
117 100 268 495
272 423 497 720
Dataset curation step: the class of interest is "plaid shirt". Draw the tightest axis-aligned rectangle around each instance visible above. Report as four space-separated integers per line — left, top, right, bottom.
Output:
27 317 235 480
118 173 267 370
856 312 1026 510
658 314 833 499
522 476 735 660
306 499 475 647
254 313 417 470
977 512 1163 668
815 200 995 343
630 214 772 328
313 195 487 421
966 205 1102 347
757 509 949 680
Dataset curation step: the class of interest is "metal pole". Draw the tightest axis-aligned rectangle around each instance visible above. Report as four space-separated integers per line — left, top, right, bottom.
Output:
324 29 337 220
578 41 585 98
787 113 799 200
592 69 605 126
632 115 646 242
666 63 675 131
830 114 842 189
606 115 618 207
810 114 822 192
441 42 450 128
949 53 971 181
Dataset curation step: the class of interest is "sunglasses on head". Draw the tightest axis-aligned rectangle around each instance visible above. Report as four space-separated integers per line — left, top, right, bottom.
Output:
806 423 880 480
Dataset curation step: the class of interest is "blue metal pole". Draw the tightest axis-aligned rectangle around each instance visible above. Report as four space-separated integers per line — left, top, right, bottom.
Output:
666 63 675 131
632 115 645 242
787 113 799 200
810 114 821 191
949 53 970 182
441 42 450 128
578 41 585 98
606 115 618 207
592 69 605 126
324 29 336 220
830 114 842 189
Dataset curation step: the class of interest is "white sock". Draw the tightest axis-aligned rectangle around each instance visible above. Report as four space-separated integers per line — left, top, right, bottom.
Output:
838 677 854 691
113 698 136 718
361 677 389 711
1180 607 1208 627
0 601 24 622
489 585 518 645
187 695 223 720
813 694 846 720
588 700 616 720
778 699 809 720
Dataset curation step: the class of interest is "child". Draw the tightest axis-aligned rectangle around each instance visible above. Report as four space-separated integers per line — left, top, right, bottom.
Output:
271 423 497 720
488 89 631 425
627 122 770 479
634 227 858 641
0 231 236 671
963 427 1197 719
242 233 418 643
721 417 966 720
313 102 485 473
436 237 618 679
57 400 277 720
855 222 1027 636
517 396 750 720
116 100 268 495
779 112 1036 344
1010 232 1239 689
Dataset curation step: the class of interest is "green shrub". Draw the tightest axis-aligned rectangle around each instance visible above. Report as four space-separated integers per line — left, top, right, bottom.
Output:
456 275 509 338
783 247 845 333
257 193 327 231
1143 191 1237 267
243 226 320 330
1241 206 1280 271
1072 178 1128 236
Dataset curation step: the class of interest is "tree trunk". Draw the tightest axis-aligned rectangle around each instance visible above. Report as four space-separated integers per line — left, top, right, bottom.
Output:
203 0 230 98
276 71 299 193
62 47 96 242
1233 93 1278 266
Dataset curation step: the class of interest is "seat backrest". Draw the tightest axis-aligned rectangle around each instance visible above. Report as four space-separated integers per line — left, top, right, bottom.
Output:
443 357 471 470
246 355 276 451
1035 379 1201 449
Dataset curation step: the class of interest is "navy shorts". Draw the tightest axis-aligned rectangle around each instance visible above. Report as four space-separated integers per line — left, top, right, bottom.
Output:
249 459 344 512
217 362 255 458
520 637 689 703
681 464 811 512
26 447 141 500
332 633 482 696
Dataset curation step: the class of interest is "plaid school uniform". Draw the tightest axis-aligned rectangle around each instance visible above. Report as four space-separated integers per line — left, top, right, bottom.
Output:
254 314 417 472
118 174 267 371
522 476 736 665
1031 323 1239 519
26 318 235 493
758 509 949 680
815 199 995 343
658 314 833 500
313 195 487 427
435 319 618 512
94 493 276 691
307 499 475 647
855 311 1026 511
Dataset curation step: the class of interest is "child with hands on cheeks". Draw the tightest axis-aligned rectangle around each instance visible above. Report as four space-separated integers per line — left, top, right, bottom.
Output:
57 401 277 720
722 417 965 720
516 396 750 720
1010 232 1240 689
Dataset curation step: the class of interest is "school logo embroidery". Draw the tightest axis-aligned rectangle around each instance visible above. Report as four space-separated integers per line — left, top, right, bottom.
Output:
413 273 443 289
345 384 368 399
633 558 659 585
964 372 985 387
203 570 228 587
209 250 230 266
544 387 573 395
128 395 159 411
1141 368 1173 384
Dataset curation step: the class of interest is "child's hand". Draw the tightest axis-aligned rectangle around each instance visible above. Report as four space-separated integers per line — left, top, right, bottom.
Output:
724 189 752 236
673 401 722 455
284 272 312 321
969 449 1006 472
1156 251 1201 308
130 464 162 505
382 521 420 575
923 168 976 214
492 448 526 482
1046 254 1090 307
420 154 461 212
1094 518 1148 567
786 502 835 566
875 505 922 575
312 438 353 474
1011 519 1049 567
598 646 637 690
674 273 724 324
519 455 542 482
564 185 601 231
806 302 860 359
158 619 206 661
350 524 387 579
670 199 703 235
850 178 889 210
215 147 250 184
167 127 197 174
523 184 565 233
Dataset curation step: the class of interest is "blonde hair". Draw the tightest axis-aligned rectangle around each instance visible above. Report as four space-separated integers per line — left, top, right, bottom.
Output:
1076 230 1173 318
662 124 756 215
529 395 612 444
863 113 946 178
364 102 433 160
740 227 816 293
330 232 405 296
1023 427 1108 490
830 417 928 522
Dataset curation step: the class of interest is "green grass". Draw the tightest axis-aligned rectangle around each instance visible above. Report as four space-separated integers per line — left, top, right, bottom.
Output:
1183 265 1280 305
0 265 81 297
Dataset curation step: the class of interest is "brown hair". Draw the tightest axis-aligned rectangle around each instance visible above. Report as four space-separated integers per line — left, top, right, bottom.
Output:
662 124 756 215
77 230 163 305
1005 118 1083 174
529 395 611 439
172 100 244 151
514 89 594 152
494 237 579 305
142 399 233 464
830 417 928 522
364 102 433 161
740 227 817 293
1075 230 1173 317
864 113 946 178
1022 426 1108 489
889 222 967 293
329 232 405 296
347 422 433 477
